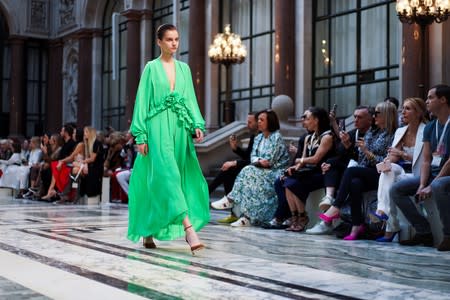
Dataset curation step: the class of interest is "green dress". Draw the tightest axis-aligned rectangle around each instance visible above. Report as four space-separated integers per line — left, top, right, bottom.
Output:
127 57 210 242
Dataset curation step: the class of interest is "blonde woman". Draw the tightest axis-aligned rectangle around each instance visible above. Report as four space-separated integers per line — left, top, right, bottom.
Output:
79 126 104 198
374 98 427 242
319 102 398 240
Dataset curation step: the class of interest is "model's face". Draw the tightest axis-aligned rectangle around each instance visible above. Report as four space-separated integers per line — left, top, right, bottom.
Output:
157 30 179 55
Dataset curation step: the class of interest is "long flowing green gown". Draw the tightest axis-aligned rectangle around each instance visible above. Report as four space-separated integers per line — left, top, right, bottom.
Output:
127 57 210 242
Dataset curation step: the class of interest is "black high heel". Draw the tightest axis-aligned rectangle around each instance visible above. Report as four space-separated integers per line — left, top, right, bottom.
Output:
184 225 205 255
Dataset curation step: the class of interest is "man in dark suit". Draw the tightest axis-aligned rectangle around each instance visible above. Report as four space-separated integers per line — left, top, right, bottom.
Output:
209 112 258 223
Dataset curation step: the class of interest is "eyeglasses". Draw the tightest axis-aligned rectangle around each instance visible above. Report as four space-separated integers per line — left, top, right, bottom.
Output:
373 111 381 116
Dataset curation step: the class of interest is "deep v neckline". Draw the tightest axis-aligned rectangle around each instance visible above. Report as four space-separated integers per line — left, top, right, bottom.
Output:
159 57 177 92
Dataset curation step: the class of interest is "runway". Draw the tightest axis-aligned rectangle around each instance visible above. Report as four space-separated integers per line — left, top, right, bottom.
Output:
0 196 449 299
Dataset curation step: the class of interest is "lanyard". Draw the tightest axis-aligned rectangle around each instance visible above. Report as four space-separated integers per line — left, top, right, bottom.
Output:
435 117 450 147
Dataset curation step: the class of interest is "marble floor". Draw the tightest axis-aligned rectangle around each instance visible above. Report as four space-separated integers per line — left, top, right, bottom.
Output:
0 196 449 300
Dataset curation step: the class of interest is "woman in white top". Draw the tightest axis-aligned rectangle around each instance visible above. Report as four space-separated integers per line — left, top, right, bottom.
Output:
375 97 428 242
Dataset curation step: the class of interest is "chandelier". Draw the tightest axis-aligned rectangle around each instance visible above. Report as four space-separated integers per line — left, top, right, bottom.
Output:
396 0 450 27
208 24 247 66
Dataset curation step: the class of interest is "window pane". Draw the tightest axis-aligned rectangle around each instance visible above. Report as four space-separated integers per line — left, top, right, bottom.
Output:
315 20 330 77
330 86 356 117
361 6 386 69
252 0 272 34
360 82 386 106
331 14 356 74
331 0 356 14
232 0 251 37
252 35 271 86
389 2 400 65
316 0 328 17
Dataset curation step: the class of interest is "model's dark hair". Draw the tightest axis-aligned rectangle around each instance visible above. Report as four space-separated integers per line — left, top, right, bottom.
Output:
431 84 450 105
156 23 177 40
258 109 280 132
309 107 331 134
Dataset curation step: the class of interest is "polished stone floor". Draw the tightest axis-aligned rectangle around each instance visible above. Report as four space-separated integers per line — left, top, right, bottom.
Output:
0 195 450 300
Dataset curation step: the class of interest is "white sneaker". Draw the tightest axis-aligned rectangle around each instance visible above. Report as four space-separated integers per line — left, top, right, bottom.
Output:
305 221 332 235
282 218 292 226
319 195 334 211
211 196 234 210
230 216 251 227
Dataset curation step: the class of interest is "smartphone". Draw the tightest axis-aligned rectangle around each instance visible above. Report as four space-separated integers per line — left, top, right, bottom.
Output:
339 119 346 131
376 160 391 173
331 104 337 114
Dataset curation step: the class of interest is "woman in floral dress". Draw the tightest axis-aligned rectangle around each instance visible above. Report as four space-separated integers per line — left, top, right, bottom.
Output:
211 110 290 226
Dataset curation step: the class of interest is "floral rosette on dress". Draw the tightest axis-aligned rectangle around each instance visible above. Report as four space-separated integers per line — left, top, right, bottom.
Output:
147 92 205 134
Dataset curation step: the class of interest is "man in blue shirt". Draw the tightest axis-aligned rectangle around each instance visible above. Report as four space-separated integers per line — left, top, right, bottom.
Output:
391 84 450 251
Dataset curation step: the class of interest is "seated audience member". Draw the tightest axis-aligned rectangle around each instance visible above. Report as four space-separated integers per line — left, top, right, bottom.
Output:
211 110 290 226
279 107 335 232
0 139 12 160
17 136 43 198
264 112 309 229
104 131 125 202
320 106 373 210
374 98 427 242
42 124 77 200
208 112 258 223
78 126 104 199
38 134 63 198
20 138 30 164
116 131 137 198
318 101 397 240
0 141 22 190
306 106 373 235
391 84 450 251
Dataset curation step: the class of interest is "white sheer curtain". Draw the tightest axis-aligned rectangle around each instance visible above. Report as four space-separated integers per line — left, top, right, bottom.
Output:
229 0 273 121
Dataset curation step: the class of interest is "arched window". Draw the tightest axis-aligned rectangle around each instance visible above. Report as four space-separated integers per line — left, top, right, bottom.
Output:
313 0 400 117
101 0 127 130
219 0 275 124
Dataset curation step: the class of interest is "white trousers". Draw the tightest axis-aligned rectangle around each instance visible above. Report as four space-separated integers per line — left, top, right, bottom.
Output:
377 163 412 232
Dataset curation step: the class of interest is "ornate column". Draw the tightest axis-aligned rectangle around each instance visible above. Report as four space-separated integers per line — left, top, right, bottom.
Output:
401 24 427 99
141 9 153 68
77 29 94 127
122 10 141 124
9 37 25 135
189 0 206 114
47 39 63 132
275 0 296 101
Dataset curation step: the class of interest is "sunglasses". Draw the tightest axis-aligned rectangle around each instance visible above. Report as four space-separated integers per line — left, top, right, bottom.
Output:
373 111 381 116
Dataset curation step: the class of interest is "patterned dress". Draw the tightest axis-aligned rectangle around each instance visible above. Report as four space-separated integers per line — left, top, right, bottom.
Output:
228 131 289 224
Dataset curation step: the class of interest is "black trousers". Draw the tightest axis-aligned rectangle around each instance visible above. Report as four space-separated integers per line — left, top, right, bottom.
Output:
208 166 243 195
334 166 379 225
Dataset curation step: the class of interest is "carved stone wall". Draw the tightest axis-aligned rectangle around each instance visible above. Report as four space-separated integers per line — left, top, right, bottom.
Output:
59 0 76 31
62 39 79 123
27 0 49 34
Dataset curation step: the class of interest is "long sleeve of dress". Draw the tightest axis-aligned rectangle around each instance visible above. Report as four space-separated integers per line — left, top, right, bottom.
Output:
181 63 205 132
130 63 153 145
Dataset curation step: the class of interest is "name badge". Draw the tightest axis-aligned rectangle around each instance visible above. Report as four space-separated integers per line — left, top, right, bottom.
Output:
431 153 442 167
